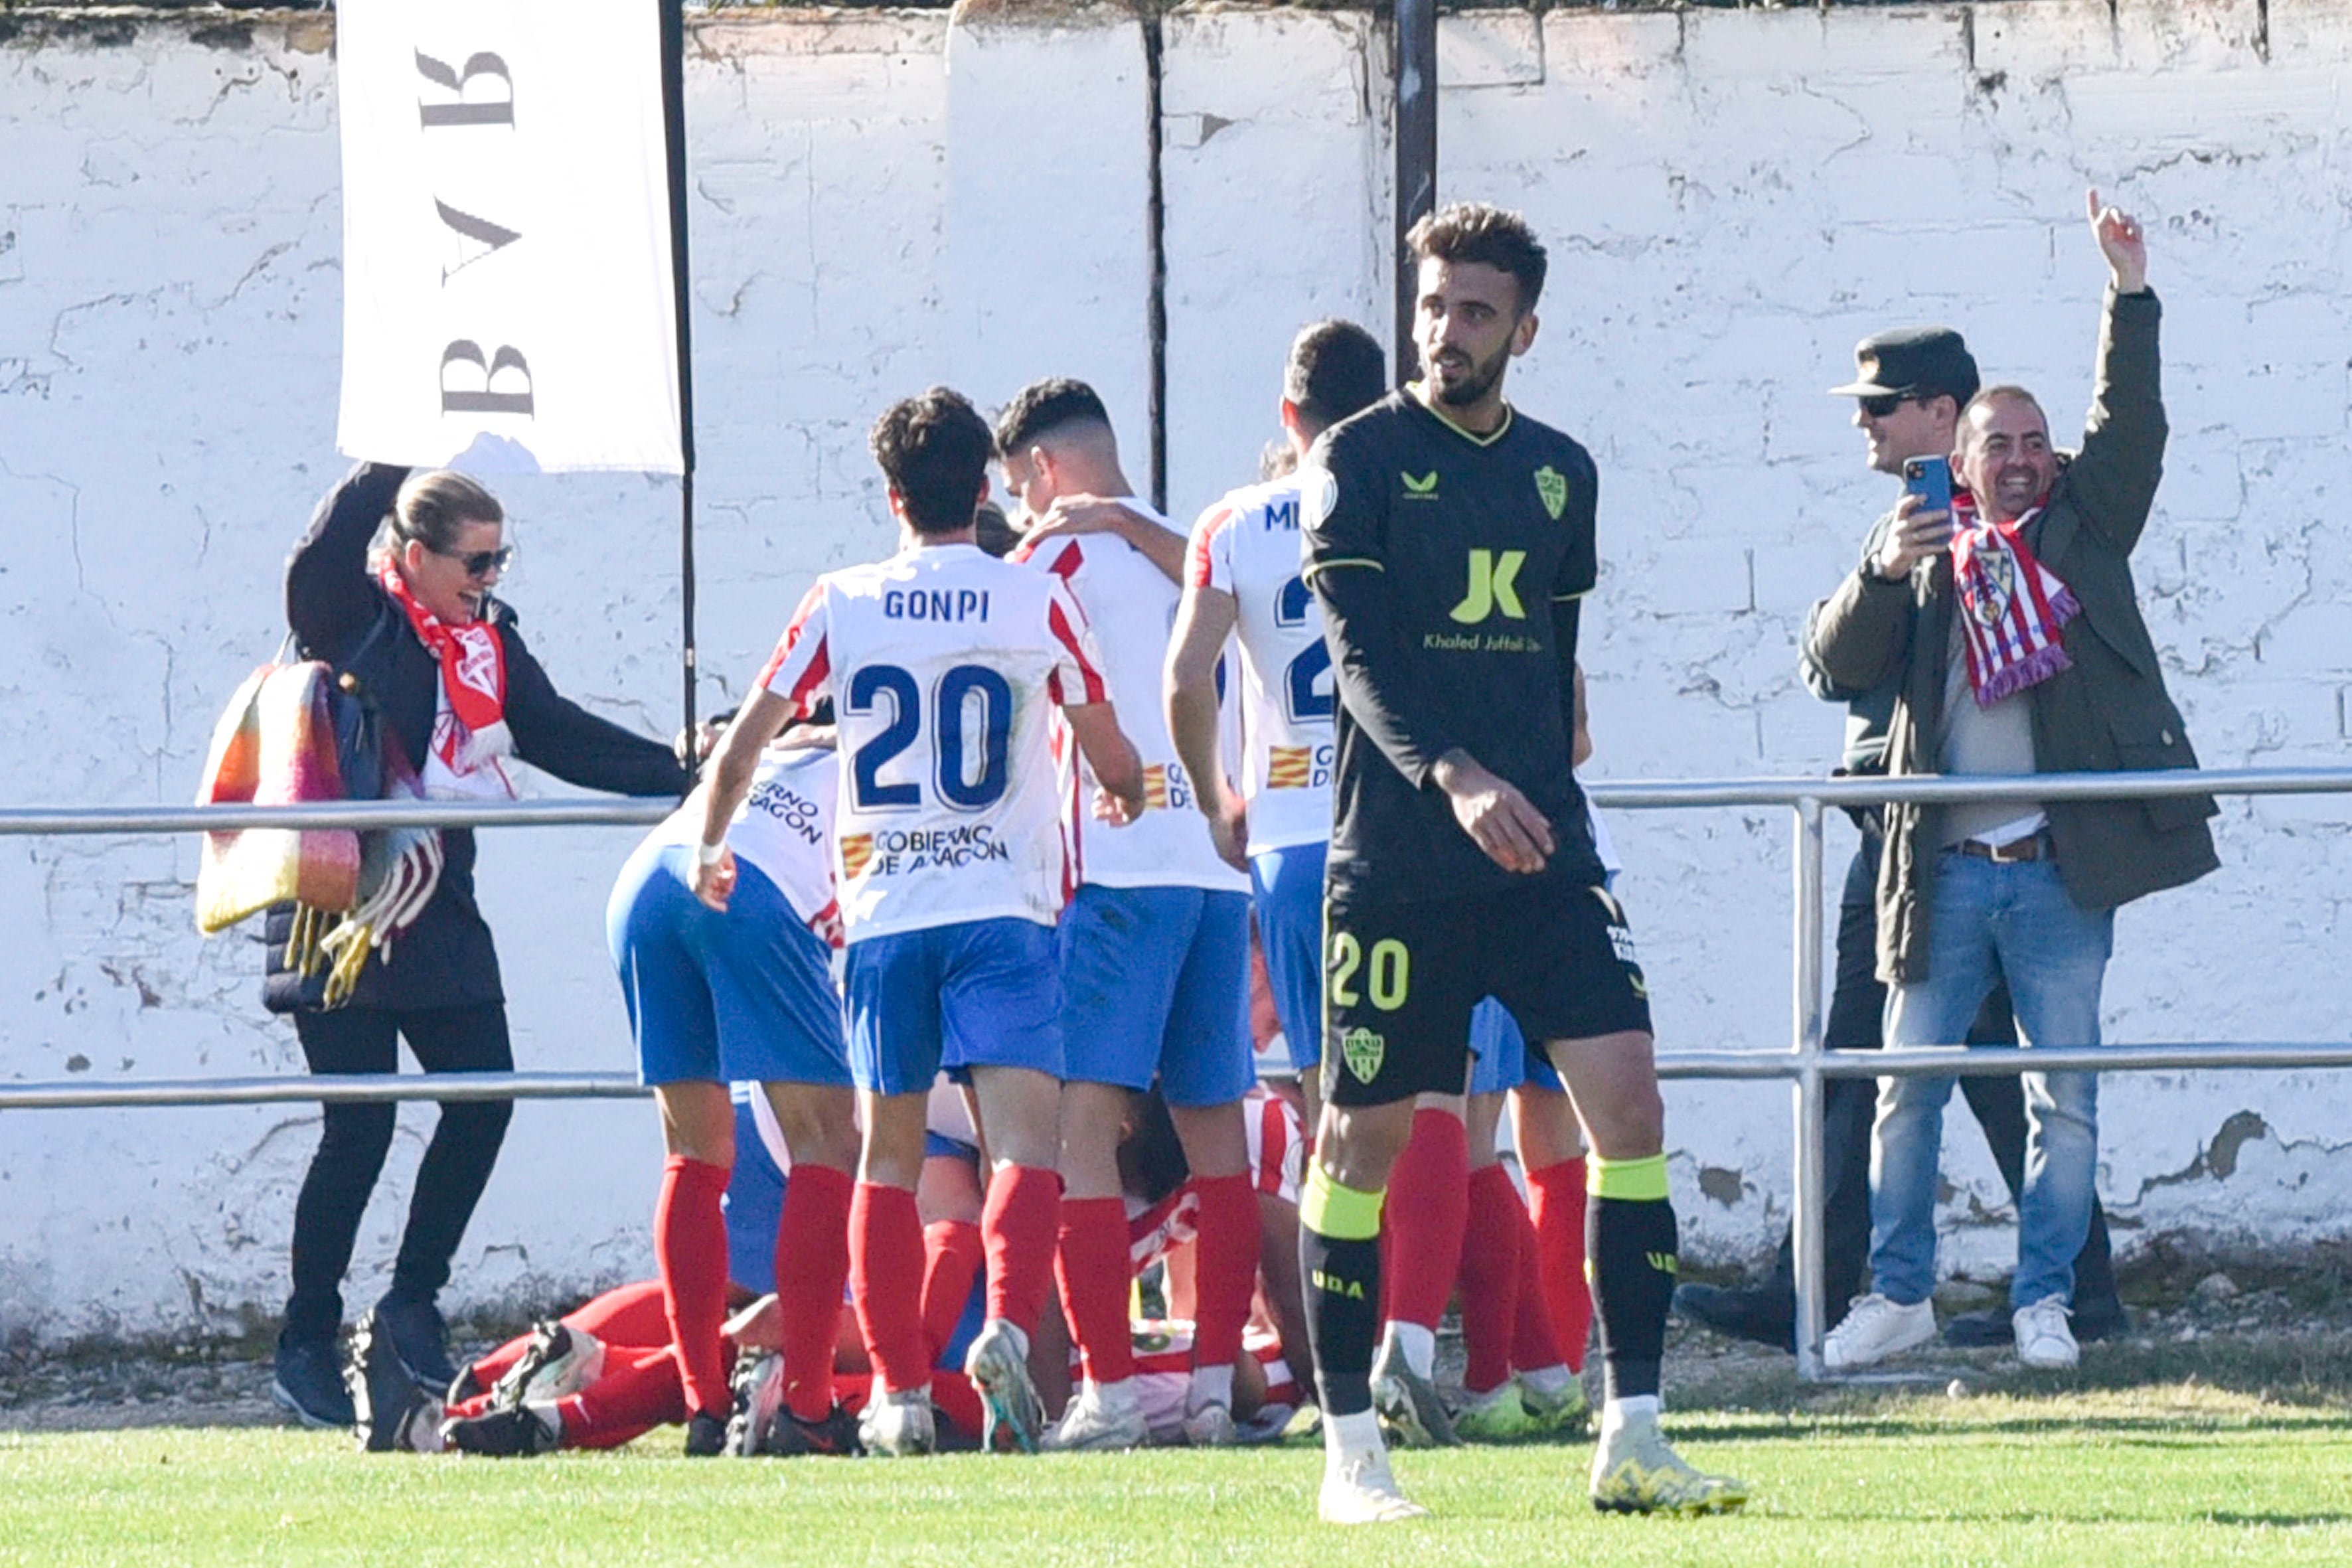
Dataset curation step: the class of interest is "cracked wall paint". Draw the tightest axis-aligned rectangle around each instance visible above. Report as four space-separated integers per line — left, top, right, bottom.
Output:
1 5 2349 1338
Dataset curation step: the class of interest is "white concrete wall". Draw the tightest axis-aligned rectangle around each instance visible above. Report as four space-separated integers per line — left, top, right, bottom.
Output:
1 2 2347 1340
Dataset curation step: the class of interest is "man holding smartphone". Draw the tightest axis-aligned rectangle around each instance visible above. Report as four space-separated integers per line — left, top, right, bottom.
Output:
1806 192 2217 1372
1677 321 2128 1354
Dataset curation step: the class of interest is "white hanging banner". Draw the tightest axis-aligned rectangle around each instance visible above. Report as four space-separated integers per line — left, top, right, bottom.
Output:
335 0 684 476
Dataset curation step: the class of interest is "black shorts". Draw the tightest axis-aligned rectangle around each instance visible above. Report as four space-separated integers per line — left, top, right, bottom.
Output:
1320 878 1653 1107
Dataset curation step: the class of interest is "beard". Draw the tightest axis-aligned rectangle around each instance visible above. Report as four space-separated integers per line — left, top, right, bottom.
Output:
1428 339 1512 409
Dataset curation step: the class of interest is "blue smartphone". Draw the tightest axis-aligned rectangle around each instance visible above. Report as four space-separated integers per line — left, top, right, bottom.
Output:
1903 455 1952 515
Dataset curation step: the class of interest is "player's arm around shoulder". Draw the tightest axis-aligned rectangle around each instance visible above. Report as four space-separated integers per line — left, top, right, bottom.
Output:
1040 572 1147 825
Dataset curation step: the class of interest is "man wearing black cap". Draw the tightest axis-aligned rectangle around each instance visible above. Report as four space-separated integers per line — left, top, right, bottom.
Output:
1672 319 2130 1353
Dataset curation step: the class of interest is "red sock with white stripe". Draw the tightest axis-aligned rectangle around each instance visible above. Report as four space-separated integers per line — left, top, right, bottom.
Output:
982 1162 1063 1336
775 1162 853 1423
849 1180 931 1394
653 1154 733 1420
1524 1156 1593 1372
921 1219 984 1362
1458 1162 1525 1394
1187 1172 1261 1379
1055 1196 1137 1385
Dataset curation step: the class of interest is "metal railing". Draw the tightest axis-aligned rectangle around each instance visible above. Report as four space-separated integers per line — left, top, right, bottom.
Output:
5 766 2350 1382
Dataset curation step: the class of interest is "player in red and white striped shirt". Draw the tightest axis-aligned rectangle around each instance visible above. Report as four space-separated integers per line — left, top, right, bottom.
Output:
694 388 1145 1457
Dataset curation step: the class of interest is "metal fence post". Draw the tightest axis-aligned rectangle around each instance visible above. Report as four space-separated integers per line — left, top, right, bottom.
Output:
1791 797 1829 1380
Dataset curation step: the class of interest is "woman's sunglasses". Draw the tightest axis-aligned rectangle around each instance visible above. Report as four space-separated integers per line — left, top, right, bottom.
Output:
433 542 516 579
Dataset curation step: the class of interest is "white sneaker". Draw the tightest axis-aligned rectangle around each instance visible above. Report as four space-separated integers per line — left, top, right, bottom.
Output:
724 1351 785 1456
1821 1294 1936 1371
2013 1298 2079 1370
1182 1400 1238 1447
963 1318 1044 1454
1041 1380 1148 1452
858 1389 937 1458
1370 1338 1460 1447
1318 1446 1428 1525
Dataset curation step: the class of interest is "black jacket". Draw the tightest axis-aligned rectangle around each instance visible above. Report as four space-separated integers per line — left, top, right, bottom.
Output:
265 461 691 1010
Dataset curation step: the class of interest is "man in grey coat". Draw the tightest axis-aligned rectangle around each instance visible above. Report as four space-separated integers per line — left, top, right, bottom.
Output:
1808 191 2218 1373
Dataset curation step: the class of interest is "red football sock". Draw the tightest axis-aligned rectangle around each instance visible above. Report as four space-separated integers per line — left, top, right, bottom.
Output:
1511 1193 1568 1372
1379 1108 1469 1330
1524 1156 1593 1373
775 1162 854 1423
556 1344 684 1451
1458 1162 1524 1394
1056 1196 1137 1385
921 1219 984 1362
982 1162 1063 1336
562 1278 672 1349
1188 1172 1261 1372
850 1180 931 1395
654 1154 734 1420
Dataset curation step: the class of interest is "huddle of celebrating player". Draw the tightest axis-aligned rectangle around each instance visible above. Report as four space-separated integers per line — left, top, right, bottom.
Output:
358 200 1745 1526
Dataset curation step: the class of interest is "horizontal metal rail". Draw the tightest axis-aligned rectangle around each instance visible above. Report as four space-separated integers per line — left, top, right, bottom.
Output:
0 1071 647 1112
5 762 2350 1385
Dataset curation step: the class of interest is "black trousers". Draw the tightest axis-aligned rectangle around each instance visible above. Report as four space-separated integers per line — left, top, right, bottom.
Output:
283 1002 514 1341
1770 830 2118 1310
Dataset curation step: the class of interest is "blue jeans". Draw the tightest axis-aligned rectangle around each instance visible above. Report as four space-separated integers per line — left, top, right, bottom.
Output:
1868 854 2114 1310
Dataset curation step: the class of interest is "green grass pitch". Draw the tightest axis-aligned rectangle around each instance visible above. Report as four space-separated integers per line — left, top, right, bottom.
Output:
6 1381 2351 1567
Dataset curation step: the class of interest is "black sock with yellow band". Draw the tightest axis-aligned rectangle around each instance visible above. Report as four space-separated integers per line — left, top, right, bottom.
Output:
1298 1164 1385 1418
1587 1152 1678 1403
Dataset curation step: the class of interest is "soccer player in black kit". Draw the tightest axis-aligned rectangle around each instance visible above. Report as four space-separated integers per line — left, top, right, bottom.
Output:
1295 203 1749 1523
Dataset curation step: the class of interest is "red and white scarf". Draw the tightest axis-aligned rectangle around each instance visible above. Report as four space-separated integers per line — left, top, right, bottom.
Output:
1949 491 2079 709
377 561 516 800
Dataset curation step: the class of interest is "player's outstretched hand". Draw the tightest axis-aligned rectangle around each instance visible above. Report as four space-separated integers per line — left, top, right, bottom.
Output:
1432 751 1555 875
2086 187 2148 293
689 846 738 912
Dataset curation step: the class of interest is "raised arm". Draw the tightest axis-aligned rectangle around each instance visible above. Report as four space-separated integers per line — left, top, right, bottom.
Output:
285 460 410 653
2065 189 2167 554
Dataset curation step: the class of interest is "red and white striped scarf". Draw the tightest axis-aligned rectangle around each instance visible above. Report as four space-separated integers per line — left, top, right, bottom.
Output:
377 561 515 799
1949 491 2078 708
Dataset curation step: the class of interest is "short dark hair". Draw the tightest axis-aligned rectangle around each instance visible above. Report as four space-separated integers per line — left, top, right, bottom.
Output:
994 378 1111 460
869 387 993 536
1407 201 1548 312
1285 319 1387 433
1960 384 2047 430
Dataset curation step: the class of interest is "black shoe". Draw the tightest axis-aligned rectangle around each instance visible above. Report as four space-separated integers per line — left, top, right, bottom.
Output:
768 1402 866 1458
684 1409 730 1457
1940 1308 2012 1348
351 1308 438 1453
1672 1283 1796 1353
447 1405 560 1458
272 1332 356 1429
370 1293 459 1389
2073 1294 2130 1344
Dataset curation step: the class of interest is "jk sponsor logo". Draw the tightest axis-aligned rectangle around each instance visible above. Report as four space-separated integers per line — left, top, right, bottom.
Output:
1450 548 1528 624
